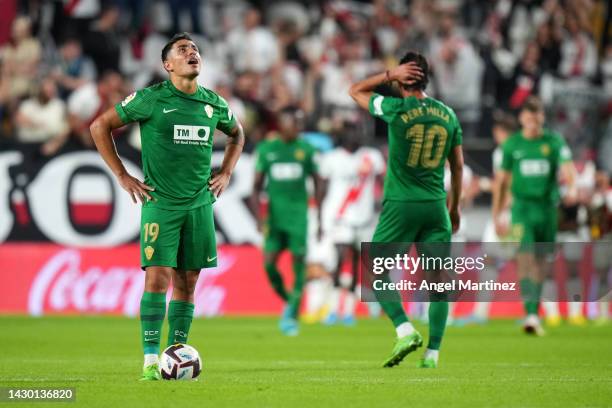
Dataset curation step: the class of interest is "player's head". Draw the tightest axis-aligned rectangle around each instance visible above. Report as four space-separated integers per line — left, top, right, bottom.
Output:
492 110 518 146
336 121 362 152
161 32 201 79
277 107 303 141
519 96 545 136
398 51 429 92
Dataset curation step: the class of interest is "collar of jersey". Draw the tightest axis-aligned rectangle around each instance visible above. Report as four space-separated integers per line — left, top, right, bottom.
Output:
165 80 204 102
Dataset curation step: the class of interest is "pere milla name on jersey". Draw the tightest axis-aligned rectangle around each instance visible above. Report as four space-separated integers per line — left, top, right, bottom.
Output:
400 105 451 123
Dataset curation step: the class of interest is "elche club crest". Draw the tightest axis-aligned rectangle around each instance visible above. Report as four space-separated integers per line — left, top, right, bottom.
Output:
205 104 213 118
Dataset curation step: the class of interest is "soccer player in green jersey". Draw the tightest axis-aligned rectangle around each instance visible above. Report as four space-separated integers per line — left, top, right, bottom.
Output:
251 108 324 336
89 33 245 380
493 96 577 336
350 51 464 368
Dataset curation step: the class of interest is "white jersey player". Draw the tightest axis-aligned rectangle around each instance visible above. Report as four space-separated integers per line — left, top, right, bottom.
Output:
318 141 385 325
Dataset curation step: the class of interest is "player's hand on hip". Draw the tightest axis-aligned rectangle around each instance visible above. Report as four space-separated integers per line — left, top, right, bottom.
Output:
209 171 231 198
449 208 461 233
117 173 154 204
389 62 423 85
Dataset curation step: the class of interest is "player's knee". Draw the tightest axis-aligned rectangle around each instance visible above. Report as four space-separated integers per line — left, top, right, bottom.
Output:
185 271 200 294
144 268 172 292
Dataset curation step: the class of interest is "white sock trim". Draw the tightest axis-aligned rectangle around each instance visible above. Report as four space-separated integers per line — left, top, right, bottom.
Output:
424 348 439 362
395 322 415 338
144 353 159 367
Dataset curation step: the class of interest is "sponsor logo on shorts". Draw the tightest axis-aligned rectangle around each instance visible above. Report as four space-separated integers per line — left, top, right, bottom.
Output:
144 246 155 260
207 256 217 262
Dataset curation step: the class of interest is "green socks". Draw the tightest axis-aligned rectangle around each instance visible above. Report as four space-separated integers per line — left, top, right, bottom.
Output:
140 292 166 355
287 258 306 318
427 301 448 350
265 261 289 301
520 278 542 315
167 300 195 346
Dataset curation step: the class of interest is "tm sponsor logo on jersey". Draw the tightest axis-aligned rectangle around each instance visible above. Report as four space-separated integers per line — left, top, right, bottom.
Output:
173 125 211 146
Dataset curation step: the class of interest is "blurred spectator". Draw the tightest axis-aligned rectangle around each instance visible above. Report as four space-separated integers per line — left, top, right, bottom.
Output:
83 5 121 74
430 32 484 137
15 77 69 156
602 45 612 95
168 0 202 35
535 20 562 74
558 14 597 81
67 71 124 148
0 16 41 104
502 42 542 111
49 38 97 99
227 7 280 74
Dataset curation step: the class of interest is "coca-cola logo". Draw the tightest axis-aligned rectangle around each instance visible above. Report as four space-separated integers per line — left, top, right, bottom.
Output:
28 249 235 316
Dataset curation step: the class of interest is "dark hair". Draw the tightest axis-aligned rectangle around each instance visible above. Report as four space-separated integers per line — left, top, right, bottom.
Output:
161 32 194 62
398 51 429 91
521 95 544 113
493 110 518 132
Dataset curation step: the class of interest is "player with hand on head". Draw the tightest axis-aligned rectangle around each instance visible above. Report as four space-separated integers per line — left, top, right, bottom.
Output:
492 96 576 336
350 51 464 368
251 107 325 336
89 33 245 380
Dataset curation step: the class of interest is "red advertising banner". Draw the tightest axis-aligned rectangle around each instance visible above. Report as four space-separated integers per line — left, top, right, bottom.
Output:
2 243 604 318
0 244 289 316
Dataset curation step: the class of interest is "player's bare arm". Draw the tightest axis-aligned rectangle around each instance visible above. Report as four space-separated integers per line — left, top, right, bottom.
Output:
250 171 265 232
492 169 512 236
90 106 154 204
209 122 245 198
447 145 464 233
349 63 423 110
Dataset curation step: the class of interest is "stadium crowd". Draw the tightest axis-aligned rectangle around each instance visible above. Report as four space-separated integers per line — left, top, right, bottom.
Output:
0 0 610 171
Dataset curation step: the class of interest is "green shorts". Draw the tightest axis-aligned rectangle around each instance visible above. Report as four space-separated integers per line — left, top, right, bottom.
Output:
511 199 557 254
372 199 451 243
371 199 451 262
263 222 307 256
140 203 217 270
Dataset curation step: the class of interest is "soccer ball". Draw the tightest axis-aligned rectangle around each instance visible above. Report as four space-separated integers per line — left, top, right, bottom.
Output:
159 344 202 380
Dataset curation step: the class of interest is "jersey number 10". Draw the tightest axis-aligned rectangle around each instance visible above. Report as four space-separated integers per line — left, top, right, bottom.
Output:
405 124 448 169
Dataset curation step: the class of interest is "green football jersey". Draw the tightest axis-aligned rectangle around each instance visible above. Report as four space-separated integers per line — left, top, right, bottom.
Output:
255 138 318 227
368 93 462 201
115 80 236 210
501 129 572 202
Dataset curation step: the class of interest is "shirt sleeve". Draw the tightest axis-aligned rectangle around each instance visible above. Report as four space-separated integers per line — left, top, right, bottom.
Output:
450 111 463 148
557 136 572 164
254 144 267 173
306 147 319 176
115 88 156 124
368 93 404 124
500 139 514 171
216 97 238 135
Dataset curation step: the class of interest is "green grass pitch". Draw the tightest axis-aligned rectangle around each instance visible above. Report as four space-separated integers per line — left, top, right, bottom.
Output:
1 316 611 407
